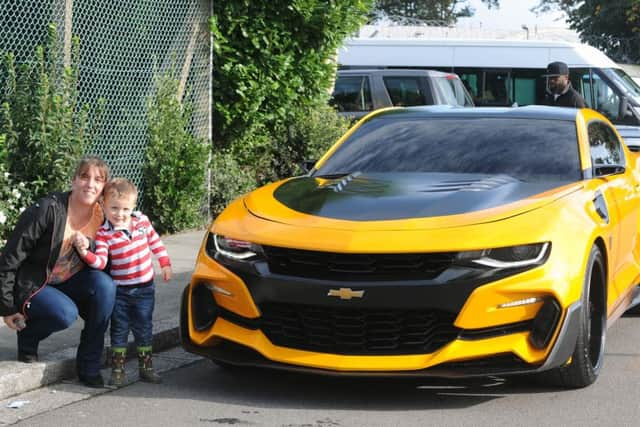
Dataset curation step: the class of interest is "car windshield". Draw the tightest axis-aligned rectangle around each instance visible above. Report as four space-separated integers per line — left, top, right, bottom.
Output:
315 116 581 182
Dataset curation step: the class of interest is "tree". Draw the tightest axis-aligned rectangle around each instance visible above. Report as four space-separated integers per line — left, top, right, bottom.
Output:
534 0 640 63
211 1 374 149
370 0 499 26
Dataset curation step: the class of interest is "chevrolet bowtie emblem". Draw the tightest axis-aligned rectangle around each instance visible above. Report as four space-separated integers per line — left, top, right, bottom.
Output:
327 288 365 300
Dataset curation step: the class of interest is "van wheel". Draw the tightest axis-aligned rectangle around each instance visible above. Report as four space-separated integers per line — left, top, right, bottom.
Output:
543 245 606 388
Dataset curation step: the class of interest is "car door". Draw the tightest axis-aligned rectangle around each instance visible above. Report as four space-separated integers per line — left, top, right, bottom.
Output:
588 120 640 294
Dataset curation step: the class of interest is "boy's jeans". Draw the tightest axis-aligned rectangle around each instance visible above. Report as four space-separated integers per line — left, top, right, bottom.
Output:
18 268 116 376
110 282 155 348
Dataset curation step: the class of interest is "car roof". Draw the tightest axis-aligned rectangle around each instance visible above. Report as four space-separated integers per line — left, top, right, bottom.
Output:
371 105 580 121
337 69 458 78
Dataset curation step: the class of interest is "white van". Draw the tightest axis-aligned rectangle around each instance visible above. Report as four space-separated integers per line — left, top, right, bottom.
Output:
337 38 640 126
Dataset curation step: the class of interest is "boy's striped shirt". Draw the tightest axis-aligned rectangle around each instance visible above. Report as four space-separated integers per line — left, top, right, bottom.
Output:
81 212 171 286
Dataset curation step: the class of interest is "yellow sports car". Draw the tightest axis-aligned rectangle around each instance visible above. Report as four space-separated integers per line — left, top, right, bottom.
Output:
181 106 640 388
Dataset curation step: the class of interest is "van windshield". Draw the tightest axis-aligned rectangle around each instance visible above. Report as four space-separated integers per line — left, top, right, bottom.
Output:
604 68 640 102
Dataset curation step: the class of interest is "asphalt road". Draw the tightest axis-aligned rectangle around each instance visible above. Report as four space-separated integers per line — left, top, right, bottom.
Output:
4 314 640 427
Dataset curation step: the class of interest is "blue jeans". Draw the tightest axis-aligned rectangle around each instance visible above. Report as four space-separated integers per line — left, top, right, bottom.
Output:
17 268 116 376
110 282 155 348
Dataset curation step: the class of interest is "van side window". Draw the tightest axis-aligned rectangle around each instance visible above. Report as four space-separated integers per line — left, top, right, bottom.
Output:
458 72 480 103
480 71 511 106
330 76 373 112
511 69 539 106
588 121 624 167
592 74 621 121
570 68 592 107
382 77 426 106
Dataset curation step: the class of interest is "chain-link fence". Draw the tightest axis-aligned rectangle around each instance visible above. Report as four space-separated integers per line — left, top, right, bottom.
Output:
0 0 211 195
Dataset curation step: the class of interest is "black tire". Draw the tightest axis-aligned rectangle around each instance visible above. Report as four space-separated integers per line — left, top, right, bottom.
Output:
543 245 607 388
211 360 236 370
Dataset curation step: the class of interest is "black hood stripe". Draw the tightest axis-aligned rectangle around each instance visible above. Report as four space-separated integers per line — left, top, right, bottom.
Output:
272 173 572 221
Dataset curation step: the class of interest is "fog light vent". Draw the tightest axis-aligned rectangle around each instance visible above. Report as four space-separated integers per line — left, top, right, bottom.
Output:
529 298 561 349
192 282 218 331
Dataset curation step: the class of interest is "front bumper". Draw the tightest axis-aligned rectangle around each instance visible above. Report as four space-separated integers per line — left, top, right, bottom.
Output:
179 282 581 377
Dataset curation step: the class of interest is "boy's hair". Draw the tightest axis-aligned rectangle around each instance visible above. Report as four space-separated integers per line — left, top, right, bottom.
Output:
74 156 110 182
104 178 138 204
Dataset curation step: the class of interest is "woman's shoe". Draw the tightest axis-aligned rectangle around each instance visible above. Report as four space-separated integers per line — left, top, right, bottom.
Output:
17 351 38 363
78 373 104 388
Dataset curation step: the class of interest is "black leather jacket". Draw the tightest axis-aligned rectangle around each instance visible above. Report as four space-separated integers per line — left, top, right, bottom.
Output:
543 83 587 108
0 192 69 316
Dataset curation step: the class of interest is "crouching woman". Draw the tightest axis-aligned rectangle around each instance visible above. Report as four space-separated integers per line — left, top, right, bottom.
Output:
0 156 116 388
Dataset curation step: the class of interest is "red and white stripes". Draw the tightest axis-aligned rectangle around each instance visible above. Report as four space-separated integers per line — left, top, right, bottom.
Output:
81 213 170 286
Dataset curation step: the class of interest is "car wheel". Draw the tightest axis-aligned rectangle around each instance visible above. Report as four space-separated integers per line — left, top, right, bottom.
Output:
544 245 606 388
212 360 236 370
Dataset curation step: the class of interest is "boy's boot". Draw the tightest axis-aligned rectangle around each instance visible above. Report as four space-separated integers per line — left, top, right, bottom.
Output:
109 348 127 387
137 347 162 383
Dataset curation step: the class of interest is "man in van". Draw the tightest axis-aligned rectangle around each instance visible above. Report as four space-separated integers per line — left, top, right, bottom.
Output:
542 61 587 108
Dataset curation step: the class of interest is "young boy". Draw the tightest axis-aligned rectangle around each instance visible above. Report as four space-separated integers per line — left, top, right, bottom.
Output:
73 178 172 386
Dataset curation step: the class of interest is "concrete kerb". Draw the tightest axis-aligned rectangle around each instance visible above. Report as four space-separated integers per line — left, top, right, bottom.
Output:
0 228 203 401
0 320 181 401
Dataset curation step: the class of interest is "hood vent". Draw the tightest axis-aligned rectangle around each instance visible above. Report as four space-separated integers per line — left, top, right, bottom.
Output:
418 175 518 193
321 172 388 194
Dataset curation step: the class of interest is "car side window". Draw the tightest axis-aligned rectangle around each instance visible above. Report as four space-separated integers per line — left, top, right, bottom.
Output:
382 77 426 106
588 121 624 166
329 76 373 112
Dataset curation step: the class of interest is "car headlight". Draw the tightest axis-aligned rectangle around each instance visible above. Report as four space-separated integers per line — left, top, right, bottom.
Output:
206 233 263 261
455 242 550 269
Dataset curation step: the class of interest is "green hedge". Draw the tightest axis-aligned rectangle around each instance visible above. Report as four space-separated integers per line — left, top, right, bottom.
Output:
209 0 373 211
142 71 208 234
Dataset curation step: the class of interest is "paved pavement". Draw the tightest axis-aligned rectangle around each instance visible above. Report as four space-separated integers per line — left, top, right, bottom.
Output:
0 229 205 400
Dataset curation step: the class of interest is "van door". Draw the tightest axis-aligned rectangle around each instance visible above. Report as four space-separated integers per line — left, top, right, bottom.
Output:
592 72 623 122
583 69 640 126
575 68 594 107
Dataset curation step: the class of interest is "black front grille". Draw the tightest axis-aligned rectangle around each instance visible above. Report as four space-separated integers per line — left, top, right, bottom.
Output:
259 303 460 355
262 246 455 281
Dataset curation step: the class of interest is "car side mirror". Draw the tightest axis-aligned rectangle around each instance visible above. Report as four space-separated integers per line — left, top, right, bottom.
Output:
301 160 317 174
